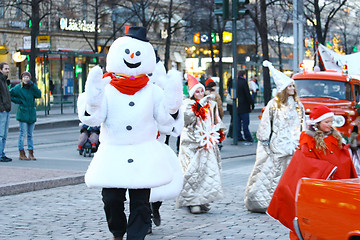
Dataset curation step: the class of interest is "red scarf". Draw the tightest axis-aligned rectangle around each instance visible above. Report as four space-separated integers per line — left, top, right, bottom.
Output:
103 72 149 95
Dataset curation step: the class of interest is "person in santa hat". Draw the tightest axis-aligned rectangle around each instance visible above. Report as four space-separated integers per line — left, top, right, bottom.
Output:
267 105 358 240
244 60 306 213
205 78 224 119
176 74 226 214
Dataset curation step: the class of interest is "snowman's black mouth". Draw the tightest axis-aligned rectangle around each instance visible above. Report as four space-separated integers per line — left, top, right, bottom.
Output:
124 59 141 68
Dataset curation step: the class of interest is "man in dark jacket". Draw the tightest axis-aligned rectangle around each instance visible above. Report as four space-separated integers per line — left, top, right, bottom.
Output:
0 62 12 162
236 70 254 142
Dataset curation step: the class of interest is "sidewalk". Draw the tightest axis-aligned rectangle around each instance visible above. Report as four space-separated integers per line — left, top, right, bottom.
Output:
0 103 263 197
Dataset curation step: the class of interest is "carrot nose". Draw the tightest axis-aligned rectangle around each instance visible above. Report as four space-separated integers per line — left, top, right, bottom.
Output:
130 52 134 58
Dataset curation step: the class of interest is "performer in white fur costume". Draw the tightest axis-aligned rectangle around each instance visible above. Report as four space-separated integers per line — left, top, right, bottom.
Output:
147 51 184 229
77 27 183 240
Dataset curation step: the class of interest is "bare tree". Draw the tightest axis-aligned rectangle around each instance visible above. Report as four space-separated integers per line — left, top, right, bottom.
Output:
267 2 292 71
7 0 52 79
333 1 360 54
248 0 272 104
302 0 347 45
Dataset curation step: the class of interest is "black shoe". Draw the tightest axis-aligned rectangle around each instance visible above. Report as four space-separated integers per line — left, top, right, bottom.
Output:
238 138 245 142
152 209 161 226
0 156 11 162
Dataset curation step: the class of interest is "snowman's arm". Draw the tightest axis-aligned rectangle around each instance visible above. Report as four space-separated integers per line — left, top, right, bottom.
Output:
169 107 184 137
153 85 176 134
164 69 183 114
77 92 107 126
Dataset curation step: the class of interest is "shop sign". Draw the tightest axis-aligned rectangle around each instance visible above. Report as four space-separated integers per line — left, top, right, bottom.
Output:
37 35 50 49
23 36 51 49
23 36 31 49
193 32 200 44
59 18 100 33
9 21 26 28
12 52 26 62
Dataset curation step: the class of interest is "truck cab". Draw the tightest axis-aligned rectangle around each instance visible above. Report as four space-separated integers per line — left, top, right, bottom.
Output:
293 69 360 139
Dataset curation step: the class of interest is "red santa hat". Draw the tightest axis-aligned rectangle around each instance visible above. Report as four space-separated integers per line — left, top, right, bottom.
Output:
309 105 334 124
187 74 204 97
205 78 214 86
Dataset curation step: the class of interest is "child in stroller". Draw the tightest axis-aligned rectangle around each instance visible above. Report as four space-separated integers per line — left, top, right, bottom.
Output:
77 123 100 157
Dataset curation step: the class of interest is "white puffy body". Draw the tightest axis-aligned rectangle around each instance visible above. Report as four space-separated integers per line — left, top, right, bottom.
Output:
78 83 178 189
78 35 181 190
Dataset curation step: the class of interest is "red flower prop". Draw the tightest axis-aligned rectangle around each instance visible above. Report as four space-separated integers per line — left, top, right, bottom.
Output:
218 130 225 142
191 101 209 120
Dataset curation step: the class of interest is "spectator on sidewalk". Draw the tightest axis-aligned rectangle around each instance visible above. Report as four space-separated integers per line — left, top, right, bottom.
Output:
249 77 259 109
236 70 253 142
226 77 233 138
205 78 224 120
10 71 41 160
244 60 306 213
267 105 358 239
176 74 226 214
0 62 12 162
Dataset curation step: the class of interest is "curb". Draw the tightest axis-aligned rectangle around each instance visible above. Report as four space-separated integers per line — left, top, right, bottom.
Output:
8 119 80 132
0 174 84 197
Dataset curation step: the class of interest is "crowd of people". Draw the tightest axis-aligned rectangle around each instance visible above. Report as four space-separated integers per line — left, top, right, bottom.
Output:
1 27 360 240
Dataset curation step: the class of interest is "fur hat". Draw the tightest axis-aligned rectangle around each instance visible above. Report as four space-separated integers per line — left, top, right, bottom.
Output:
263 60 294 92
187 74 204 97
21 71 31 79
309 105 334 124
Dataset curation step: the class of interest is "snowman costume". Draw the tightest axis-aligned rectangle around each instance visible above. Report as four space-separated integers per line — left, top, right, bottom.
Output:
77 27 183 239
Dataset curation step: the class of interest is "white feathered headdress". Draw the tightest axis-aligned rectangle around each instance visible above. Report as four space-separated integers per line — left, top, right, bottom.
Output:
263 60 294 92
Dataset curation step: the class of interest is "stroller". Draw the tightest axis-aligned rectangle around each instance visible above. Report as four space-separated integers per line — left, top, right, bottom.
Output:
77 124 100 157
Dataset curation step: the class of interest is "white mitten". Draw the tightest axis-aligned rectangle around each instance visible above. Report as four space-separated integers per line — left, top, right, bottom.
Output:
165 69 183 114
199 94 215 106
84 66 111 108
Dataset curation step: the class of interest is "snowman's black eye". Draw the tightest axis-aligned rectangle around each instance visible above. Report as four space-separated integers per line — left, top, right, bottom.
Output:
148 73 153 77
135 51 141 56
125 49 130 54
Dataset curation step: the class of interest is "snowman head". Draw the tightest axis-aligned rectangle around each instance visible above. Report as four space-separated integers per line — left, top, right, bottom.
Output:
106 26 156 76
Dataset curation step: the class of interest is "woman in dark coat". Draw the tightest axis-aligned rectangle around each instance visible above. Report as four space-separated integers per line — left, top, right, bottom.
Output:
10 72 41 160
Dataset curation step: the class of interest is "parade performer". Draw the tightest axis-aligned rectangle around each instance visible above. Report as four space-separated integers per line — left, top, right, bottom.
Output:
176 74 226 214
244 61 306 212
267 105 358 239
147 51 184 231
77 26 183 240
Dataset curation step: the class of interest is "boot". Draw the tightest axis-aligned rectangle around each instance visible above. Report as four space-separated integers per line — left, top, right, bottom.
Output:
28 150 36 160
19 150 30 160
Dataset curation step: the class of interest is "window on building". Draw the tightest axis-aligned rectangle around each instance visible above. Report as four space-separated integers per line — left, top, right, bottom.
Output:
82 0 87 20
0 0 4 19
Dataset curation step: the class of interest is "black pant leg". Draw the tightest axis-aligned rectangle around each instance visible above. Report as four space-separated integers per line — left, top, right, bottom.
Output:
151 201 162 211
127 188 151 240
102 188 127 238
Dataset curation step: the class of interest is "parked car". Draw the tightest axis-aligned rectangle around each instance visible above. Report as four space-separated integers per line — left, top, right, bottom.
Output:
294 177 360 240
293 69 360 140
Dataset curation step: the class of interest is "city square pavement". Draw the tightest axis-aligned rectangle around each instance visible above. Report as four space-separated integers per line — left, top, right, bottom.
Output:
0 105 290 240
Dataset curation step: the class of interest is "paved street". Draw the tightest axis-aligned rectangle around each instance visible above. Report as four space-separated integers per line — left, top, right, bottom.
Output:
0 109 290 239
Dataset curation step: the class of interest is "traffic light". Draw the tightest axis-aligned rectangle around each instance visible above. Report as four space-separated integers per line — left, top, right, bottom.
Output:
214 0 229 20
237 0 249 19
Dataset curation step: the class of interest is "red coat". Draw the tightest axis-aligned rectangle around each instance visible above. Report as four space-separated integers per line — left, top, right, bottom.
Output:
267 131 358 232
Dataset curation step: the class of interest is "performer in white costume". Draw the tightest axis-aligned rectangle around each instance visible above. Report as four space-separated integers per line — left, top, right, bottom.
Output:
244 61 306 213
176 74 226 214
77 27 183 240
